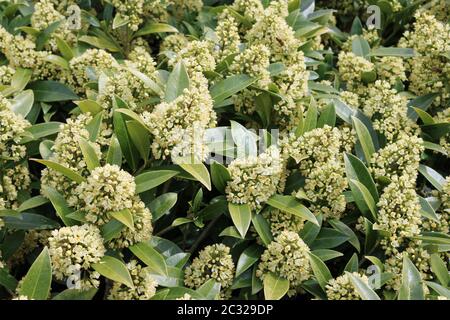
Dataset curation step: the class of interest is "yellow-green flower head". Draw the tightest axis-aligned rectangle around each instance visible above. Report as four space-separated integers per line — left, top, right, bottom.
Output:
0 65 15 86
226 146 286 210
370 133 424 183
160 34 189 54
73 164 136 224
337 51 375 89
434 109 450 156
0 94 30 161
184 243 235 290
419 0 449 22
68 49 118 94
108 259 158 300
362 81 418 142
300 160 348 220
375 56 407 86
375 175 422 254
340 91 360 109
326 272 369 300
2 165 31 210
48 224 106 289
127 46 157 76
274 51 309 100
256 230 311 291
283 125 343 172
172 0 204 13
246 0 300 63
232 0 264 22
110 0 145 31
31 0 77 52
214 9 241 61
142 72 216 160
169 40 216 75
262 208 305 237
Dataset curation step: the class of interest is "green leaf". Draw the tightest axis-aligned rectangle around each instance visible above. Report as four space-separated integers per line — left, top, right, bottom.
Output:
53 288 98 300
28 81 78 102
1 68 32 96
78 35 121 52
113 110 139 171
92 256 134 289
0 269 18 292
17 196 49 212
329 219 360 252
100 220 124 242
418 164 445 192
135 170 179 194
267 194 318 226
407 93 438 121
352 116 376 164
317 103 336 128
230 120 258 157
134 23 178 37
311 249 343 262
210 161 231 194
43 54 69 70
149 193 178 222
10 90 34 117
251 214 273 247
129 242 168 276
210 74 257 105
228 203 252 238
352 36 371 58
196 279 221 300
18 247 52 300
42 186 76 227
3 213 59 230
344 153 379 203
32 159 85 184
430 254 449 287
23 122 61 142
369 47 415 57
112 13 129 29
308 252 332 290
418 196 440 223
177 161 212 191
55 36 74 61
109 209 134 230
425 281 450 299
311 228 349 250
412 107 434 125
85 111 104 142
398 255 424 300
421 123 450 140
106 135 123 166
263 272 289 300
346 271 380 300
165 62 189 102
127 120 150 162
78 137 100 172
303 99 318 134
236 245 264 277
76 99 103 115
348 179 377 221
146 266 183 287
344 253 359 273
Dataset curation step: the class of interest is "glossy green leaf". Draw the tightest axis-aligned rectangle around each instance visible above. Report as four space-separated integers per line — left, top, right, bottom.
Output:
228 203 252 238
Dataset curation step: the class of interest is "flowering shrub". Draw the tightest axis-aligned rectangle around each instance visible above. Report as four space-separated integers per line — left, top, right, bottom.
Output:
0 0 449 301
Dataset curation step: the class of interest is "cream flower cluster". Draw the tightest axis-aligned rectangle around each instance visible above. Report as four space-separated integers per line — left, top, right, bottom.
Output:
184 244 235 291
110 0 145 31
108 260 158 300
213 9 241 61
256 231 311 293
283 126 349 219
226 146 285 210
262 208 305 237
48 224 106 289
169 40 216 75
338 51 375 90
70 164 152 249
326 273 370 300
142 72 216 161
0 95 31 211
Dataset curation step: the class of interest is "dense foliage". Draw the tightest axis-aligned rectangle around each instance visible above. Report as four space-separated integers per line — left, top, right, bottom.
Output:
0 0 449 300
